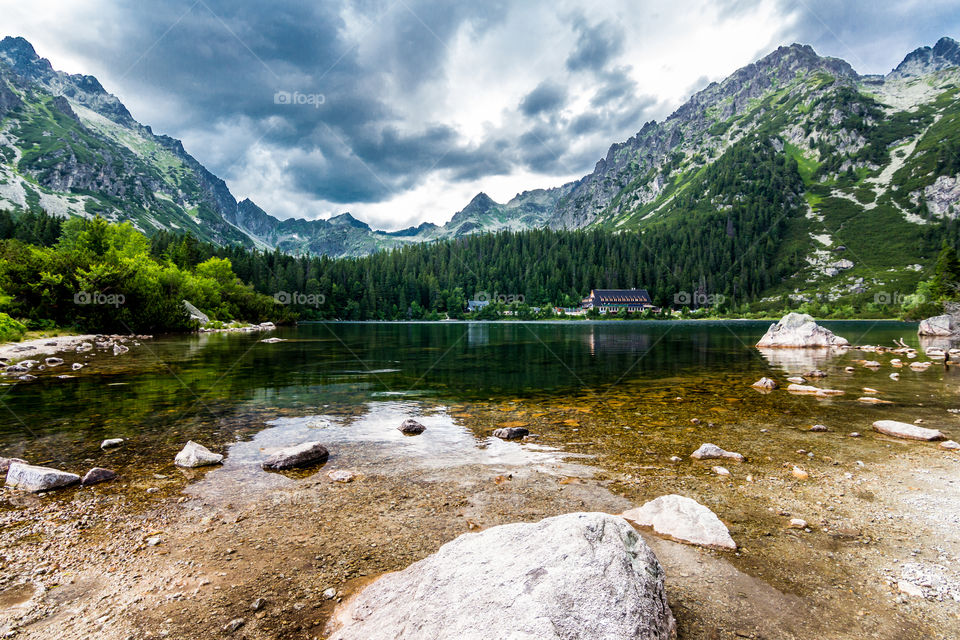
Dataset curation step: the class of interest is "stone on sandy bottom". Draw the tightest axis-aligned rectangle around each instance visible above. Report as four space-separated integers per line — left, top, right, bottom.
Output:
81 467 116 486
810 424 828 432
398 419 426 435
941 440 960 450
261 442 329 471
174 441 223 468
690 443 744 462
621 494 736 550
492 426 529 440
5 462 80 492
328 512 675 640
755 312 849 348
100 438 124 449
871 420 945 441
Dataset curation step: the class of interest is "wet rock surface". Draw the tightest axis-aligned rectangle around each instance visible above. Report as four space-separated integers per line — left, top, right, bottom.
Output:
261 442 329 471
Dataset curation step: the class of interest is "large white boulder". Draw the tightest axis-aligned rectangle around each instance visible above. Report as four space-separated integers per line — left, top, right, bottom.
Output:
328 512 676 640
174 441 223 467
5 462 80 492
872 420 946 441
918 314 957 337
622 494 737 550
755 313 849 348
183 300 210 325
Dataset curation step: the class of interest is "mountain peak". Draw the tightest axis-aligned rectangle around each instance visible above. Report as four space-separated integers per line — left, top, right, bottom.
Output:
893 36 960 77
0 36 53 75
329 212 371 230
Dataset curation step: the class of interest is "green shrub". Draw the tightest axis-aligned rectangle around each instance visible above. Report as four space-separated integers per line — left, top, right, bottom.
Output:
0 313 27 342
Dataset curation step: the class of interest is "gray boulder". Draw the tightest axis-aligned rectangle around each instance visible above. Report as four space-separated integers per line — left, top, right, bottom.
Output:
174 441 223 468
690 443 744 462
5 462 80 492
100 438 124 449
328 512 676 640
755 312 849 348
918 314 957 337
261 441 329 470
492 426 529 439
622 494 737 550
81 467 116 486
0 457 27 474
872 420 945 441
398 419 426 435
183 300 210 325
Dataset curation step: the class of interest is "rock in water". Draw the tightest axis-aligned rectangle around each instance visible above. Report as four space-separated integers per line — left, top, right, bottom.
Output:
5 462 80 492
81 467 116 486
690 443 744 462
940 440 960 450
755 312 849 348
100 438 124 449
261 441 329 470
398 419 426 435
621 494 737 550
174 441 223 468
918 314 957 337
492 426 529 439
871 420 945 441
750 377 778 390
328 512 675 640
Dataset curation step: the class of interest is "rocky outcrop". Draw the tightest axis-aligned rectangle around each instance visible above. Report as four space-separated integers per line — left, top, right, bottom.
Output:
872 420 946 441
622 494 737 550
174 441 223 468
5 462 80 492
261 442 329 470
328 512 676 640
755 313 849 348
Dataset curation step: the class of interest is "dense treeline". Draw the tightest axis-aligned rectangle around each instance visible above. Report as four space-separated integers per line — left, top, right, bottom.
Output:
0 213 287 333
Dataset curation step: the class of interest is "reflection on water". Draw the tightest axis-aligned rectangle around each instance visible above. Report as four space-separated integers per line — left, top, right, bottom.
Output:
0 319 942 486
185 401 564 502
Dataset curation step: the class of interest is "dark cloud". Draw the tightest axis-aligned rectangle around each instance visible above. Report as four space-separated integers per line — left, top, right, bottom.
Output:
519 81 567 116
566 16 625 72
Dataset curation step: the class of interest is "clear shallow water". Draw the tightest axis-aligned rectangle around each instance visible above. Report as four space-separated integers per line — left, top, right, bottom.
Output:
0 320 954 482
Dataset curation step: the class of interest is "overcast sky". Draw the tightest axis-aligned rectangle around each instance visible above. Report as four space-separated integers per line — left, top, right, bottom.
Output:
3 0 959 229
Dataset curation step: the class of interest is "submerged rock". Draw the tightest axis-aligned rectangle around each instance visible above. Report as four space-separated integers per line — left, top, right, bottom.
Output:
755 313 849 348
810 424 828 432
622 494 736 550
81 467 116 486
492 426 529 440
5 462 80 492
327 470 356 482
174 441 223 468
398 418 426 435
328 512 676 640
786 383 844 396
940 440 960 450
872 420 945 441
690 443 744 462
261 441 329 470
100 438 124 449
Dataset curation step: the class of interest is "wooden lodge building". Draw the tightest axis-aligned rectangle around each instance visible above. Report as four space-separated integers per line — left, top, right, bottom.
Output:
581 288 656 314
